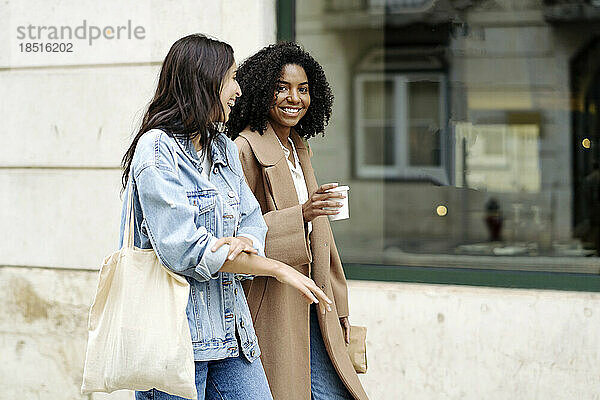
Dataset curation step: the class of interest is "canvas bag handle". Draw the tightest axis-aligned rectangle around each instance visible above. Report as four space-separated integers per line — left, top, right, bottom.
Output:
122 178 135 250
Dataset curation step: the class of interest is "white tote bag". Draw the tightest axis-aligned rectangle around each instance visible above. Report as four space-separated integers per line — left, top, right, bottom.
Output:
81 183 197 399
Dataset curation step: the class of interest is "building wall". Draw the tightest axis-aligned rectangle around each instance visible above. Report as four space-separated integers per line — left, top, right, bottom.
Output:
1 0 276 270
349 280 600 400
3 264 600 400
0 0 276 398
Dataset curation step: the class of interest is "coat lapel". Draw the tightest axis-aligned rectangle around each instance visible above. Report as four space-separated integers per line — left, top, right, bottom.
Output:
240 127 330 285
239 126 299 211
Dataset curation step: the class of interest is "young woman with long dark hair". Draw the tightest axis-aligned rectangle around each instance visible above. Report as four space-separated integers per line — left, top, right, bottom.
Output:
121 34 332 400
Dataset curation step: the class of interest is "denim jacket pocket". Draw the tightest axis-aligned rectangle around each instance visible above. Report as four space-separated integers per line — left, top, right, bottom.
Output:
187 190 217 232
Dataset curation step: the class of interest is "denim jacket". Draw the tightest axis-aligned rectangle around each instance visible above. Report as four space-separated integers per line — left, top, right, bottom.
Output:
119 129 267 362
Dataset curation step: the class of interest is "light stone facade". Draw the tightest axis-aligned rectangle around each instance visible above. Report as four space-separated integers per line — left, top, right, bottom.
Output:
3 266 600 399
2 0 600 399
1 0 275 398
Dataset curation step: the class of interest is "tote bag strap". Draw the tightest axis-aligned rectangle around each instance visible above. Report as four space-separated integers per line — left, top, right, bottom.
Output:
122 178 136 250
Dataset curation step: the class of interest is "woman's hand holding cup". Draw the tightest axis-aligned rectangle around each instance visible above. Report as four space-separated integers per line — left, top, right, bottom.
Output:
302 183 345 223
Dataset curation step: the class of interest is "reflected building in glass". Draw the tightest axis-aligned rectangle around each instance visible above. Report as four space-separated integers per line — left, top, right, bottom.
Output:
294 0 600 271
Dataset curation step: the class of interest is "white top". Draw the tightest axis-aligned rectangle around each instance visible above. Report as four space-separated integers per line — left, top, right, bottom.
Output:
275 135 313 238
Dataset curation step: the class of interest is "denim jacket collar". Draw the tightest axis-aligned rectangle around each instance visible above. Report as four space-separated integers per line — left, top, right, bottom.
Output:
174 134 228 169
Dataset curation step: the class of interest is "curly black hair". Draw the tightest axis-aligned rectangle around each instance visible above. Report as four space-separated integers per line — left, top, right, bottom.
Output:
226 42 334 139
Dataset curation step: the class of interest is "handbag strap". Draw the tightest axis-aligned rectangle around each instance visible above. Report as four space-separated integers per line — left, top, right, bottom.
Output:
122 178 135 250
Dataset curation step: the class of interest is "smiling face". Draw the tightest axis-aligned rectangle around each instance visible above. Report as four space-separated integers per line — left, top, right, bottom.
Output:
268 64 311 130
219 62 242 123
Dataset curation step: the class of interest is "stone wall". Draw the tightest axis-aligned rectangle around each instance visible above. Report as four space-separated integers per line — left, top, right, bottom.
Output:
0 1 276 398
3 266 600 399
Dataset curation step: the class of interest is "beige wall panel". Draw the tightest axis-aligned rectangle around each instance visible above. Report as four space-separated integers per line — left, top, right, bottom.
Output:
0 66 159 167
0 169 122 269
0 2 10 67
220 0 277 62
4 0 276 68
0 266 134 399
5 266 600 400
349 280 600 400
6 0 154 67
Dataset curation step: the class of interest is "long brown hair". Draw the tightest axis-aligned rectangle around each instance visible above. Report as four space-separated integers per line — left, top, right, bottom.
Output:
121 34 234 191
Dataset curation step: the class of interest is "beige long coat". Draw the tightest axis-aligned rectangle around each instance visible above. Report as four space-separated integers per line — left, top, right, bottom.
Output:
235 126 368 400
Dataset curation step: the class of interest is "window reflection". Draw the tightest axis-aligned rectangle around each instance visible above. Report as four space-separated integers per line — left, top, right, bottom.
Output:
296 0 600 270
355 73 447 181
408 80 441 167
455 123 541 193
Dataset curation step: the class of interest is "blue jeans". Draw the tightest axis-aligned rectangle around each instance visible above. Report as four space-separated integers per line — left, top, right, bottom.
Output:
135 355 273 400
310 305 353 400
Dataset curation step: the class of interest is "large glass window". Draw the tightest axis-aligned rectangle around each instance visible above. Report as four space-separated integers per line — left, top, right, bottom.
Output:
295 0 600 274
355 73 447 182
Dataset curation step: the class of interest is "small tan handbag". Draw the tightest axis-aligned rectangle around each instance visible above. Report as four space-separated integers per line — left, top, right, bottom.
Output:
347 325 367 374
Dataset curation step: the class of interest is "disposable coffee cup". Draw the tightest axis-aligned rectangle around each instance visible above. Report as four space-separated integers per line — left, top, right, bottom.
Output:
325 185 349 221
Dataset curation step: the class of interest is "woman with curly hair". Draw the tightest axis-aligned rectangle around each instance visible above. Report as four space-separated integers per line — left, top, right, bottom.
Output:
227 42 368 400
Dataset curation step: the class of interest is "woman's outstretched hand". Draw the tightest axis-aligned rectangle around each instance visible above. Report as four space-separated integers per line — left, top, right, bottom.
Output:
302 183 346 223
216 249 333 313
271 259 332 314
